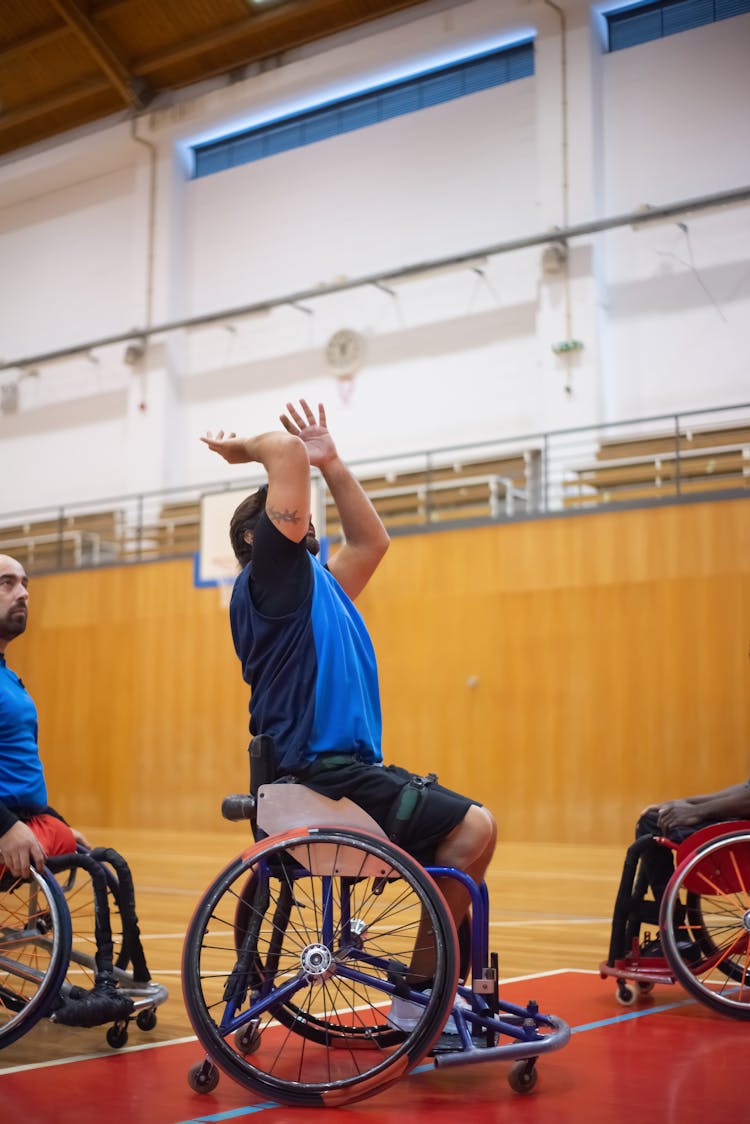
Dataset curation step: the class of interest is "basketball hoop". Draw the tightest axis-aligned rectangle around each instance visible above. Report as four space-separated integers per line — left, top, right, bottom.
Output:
336 371 356 407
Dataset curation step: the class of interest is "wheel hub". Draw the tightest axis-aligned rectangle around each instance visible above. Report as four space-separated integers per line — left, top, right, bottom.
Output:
300 943 334 979
742 910 750 934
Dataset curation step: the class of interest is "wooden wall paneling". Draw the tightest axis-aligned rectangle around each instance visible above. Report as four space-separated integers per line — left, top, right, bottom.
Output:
364 500 749 845
5 499 748 845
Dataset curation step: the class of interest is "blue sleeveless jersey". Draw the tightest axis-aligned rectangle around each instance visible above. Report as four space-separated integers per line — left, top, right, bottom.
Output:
0 660 48 809
229 555 383 774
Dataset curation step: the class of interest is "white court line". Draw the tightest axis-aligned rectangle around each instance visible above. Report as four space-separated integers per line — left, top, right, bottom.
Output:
490 917 610 927
124 917 612 943
0 967 579 1076
0 1035 200 1075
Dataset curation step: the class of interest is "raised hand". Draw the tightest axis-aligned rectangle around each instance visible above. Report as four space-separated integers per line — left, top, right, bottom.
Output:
280 399 337 469
200 430 251 464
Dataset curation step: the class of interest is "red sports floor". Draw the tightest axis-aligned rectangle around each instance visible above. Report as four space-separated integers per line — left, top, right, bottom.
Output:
0 969 743 1123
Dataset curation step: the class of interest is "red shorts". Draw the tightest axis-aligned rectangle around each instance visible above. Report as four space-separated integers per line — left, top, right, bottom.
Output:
0 813 76 880
26 813 77 856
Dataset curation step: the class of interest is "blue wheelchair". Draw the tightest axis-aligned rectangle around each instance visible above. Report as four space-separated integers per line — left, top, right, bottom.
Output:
182 737 569 1108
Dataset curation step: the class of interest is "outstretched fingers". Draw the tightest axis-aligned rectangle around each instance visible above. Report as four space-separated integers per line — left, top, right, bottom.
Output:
283 398 324 433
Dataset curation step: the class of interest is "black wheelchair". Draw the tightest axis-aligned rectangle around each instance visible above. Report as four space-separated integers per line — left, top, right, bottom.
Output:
600 820 750 1019
182 737 570 1108
0 844 168 1050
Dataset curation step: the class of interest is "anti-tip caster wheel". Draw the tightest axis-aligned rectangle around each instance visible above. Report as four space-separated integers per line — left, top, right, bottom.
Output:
136 1007 158 1031
234 1023 261 1055
188 1059 220 1094
616 982 636 1006
508 1059 538 1095
106 1021 129 1049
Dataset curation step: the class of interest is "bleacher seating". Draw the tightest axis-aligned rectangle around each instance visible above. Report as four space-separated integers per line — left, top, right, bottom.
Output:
324 451 536 537
563 422 750 507
0 511 122 573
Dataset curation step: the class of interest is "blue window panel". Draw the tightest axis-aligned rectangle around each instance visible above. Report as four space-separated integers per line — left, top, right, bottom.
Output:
264 122 305 156
378 83 422 118
607 0 750 49
194 145 231 177
506 43 536 80
232 133 265 165
419 70 465 109
663 0 715 32
191 39 536 177
303 108 341 144
716 0 750 15
340 97 380 131
464 56 507 94
609 7 663 49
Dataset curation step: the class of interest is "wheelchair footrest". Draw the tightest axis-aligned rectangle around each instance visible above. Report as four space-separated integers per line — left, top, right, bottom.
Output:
51 976 135 1028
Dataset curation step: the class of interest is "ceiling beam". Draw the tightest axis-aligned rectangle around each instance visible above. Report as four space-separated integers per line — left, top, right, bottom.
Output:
0 0 131 64
133 0 424 78
0 79 113 134
46 0 149 109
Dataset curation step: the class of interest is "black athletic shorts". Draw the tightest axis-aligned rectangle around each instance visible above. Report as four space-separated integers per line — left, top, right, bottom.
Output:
293 756 477 866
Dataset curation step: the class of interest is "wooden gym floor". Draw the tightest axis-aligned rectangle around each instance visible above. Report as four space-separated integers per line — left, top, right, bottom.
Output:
0 829 745 1122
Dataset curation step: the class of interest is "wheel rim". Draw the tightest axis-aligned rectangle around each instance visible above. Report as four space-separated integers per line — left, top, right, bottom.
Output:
661 831 750 1018
182 828 458 1107
0 868 72 1047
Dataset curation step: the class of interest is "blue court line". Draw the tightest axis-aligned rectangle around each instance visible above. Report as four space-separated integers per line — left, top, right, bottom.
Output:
570 995 695 1033
176 1106 280 1122
173 998 696 1123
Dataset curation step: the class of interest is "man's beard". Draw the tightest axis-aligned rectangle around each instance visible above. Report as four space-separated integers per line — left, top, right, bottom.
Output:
0 608 27 641
306 532 320 557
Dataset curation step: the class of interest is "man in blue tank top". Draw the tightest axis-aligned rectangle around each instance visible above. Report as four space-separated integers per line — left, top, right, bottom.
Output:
0 554 85 877
0 554 156 1028
202 400 497 1005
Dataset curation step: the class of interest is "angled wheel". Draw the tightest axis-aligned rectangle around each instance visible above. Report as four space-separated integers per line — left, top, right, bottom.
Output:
182 828 458 1107
0 868 72 1048
660 830 750 1020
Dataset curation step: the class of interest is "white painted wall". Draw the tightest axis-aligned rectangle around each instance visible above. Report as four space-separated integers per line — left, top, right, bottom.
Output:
0 0 748 512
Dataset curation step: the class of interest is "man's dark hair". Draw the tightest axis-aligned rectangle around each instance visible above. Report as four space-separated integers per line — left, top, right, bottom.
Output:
229 484 268 567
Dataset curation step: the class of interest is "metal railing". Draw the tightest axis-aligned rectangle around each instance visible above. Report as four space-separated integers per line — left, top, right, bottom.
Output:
1 402 748 575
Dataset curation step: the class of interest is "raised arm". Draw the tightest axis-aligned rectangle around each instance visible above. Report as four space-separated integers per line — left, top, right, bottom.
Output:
201 428 311 543
280 400 389 599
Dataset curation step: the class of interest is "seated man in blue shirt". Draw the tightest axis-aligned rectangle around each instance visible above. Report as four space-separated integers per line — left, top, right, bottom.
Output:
202 400 497 1020
0 554 86 877
0 553 144 1027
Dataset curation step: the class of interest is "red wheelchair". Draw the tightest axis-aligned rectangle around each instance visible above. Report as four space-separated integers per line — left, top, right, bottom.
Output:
601 820 750 1019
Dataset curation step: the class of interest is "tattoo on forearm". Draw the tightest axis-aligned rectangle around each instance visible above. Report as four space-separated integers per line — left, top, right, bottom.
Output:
267 505 301 526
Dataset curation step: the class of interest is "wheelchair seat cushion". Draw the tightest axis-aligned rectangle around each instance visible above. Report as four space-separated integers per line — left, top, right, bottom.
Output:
292 760 477 866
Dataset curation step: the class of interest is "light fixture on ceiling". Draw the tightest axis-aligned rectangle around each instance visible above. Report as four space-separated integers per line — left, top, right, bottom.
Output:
541 240 568 275
123 338 147 366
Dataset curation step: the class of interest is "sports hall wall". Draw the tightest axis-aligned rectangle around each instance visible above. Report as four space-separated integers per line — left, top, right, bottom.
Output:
1 0 749 510
7 497 748 846
1 0 749 847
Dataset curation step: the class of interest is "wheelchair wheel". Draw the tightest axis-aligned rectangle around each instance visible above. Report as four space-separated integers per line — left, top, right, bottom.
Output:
660 830 750 1020
230 869 414 1051
183 827 459 1107
0 868 72 1049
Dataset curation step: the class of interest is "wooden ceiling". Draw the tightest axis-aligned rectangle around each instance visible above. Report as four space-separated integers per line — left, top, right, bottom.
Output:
0 0 433 159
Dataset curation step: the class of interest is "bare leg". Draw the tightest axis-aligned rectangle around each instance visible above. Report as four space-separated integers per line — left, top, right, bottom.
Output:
409 805 497 982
